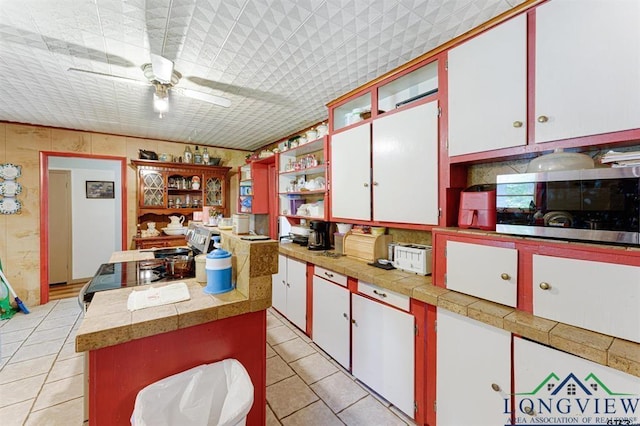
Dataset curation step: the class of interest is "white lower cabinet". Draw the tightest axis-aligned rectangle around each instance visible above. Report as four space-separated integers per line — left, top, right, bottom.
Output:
312 274 350 369
436 310 511 426
533 254 640 343
514 337 640 422
271 254 307 331
351 293 414 417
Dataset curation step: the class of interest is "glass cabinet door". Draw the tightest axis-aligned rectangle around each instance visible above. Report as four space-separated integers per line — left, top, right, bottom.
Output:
204 175 223 208
140 170 165 207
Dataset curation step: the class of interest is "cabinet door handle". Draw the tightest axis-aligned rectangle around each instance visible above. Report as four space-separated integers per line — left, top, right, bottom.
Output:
286 282 291 288
537 115 549 123
363 183 369 188
281 280 286 285
512 121 523 128
373 181 379 186
373 289 387 298
351 319 357 326
539 282 551 290
343 313 348 320
491 383 501 392
500 273 510 281
324 272 334 278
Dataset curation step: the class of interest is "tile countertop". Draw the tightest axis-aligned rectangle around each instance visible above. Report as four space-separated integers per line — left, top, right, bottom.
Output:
75 230 279 353
278 242 640 378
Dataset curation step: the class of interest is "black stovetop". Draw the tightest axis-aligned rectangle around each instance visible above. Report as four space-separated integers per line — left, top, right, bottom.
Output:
83 259 195 303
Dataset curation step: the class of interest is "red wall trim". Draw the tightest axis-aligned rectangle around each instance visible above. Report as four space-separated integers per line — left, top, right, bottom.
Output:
39 151 128 304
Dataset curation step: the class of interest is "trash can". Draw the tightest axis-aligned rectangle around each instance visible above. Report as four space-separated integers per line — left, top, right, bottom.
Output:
131 358 254 426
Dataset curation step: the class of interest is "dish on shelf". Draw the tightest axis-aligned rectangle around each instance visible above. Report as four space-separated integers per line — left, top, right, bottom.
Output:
0 163 21 180
0 197 21 214
162 227 187 236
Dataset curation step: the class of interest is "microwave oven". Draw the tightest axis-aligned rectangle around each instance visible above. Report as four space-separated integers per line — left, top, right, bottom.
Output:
495 167 640 244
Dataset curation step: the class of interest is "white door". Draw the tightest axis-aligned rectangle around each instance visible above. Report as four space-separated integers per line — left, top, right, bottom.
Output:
271 254 288 315
448 13 527 156
330 125 371 220
533 254 640 343
514 337 640 422
535 0 640 143
437 310 511 426
372 101 439 224
446 240 517 307
285 257 307 331
352 294 414 417
312 275 350 368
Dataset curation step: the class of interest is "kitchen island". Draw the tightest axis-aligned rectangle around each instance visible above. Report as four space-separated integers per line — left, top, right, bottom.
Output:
75 230 278 426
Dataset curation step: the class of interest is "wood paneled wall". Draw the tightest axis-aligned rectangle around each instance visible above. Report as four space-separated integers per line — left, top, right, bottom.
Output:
0 122 249 306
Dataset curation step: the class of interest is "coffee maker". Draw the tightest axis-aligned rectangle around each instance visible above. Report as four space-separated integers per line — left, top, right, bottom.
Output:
308 220 331 251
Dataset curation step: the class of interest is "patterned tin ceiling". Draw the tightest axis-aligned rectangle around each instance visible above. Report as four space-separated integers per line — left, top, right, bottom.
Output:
0 0 523 151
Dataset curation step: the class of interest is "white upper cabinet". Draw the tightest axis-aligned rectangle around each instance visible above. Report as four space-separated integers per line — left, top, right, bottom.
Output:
372 101 439 224
535 0 640 143
448 13 527 156
330 124 372 221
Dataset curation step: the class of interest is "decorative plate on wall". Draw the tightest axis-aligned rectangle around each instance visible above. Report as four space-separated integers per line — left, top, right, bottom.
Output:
0 197 21 215
0 181 22 197
0 164 21 180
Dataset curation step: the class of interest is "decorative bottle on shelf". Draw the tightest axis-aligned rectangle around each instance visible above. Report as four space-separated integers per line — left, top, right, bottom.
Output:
202 147 210 165
194 146 203 164
183 146 193 163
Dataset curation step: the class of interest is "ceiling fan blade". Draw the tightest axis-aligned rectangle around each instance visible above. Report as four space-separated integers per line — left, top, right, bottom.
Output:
67 68 149 86
150 53 174 84
175 88 232 108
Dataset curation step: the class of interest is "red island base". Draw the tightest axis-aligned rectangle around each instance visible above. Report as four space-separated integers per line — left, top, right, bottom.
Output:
87 310 266 425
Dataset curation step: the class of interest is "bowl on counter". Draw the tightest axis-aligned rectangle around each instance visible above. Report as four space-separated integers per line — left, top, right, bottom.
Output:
371 226 386 236
218 217 233 230
336 223 353 234
162 227 187 236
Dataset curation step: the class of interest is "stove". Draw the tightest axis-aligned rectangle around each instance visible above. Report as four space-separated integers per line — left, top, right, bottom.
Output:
80 223 221 310
186 222 220 254
81 259 191 304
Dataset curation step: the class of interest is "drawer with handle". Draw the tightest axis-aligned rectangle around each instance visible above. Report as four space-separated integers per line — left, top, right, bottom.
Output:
314 266 347 287
358 280 410 312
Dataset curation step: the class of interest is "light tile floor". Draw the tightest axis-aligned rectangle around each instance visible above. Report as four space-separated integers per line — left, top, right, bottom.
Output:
265 308 415 426
0 298 415 425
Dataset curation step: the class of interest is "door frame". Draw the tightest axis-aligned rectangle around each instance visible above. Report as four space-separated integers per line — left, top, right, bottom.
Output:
39 152 128 304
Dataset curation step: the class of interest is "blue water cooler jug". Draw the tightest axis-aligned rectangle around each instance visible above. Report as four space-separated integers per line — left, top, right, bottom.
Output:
204 236 233 294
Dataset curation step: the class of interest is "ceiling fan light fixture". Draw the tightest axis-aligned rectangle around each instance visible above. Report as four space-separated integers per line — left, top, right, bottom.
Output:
153 92 169 113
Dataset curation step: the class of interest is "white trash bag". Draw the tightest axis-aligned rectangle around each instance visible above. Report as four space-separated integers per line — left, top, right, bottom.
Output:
131 358 254 426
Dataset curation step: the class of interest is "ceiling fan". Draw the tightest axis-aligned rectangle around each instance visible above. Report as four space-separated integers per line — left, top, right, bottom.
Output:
68 53 231 117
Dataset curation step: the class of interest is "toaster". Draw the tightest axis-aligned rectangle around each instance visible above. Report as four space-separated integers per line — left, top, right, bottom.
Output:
393 244 432 275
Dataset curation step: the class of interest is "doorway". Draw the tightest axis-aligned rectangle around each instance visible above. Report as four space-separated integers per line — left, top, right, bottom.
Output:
39 152 127 304
48 170 72 285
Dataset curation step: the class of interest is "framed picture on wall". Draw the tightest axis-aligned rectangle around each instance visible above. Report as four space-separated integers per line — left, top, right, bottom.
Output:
86 181 115 199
